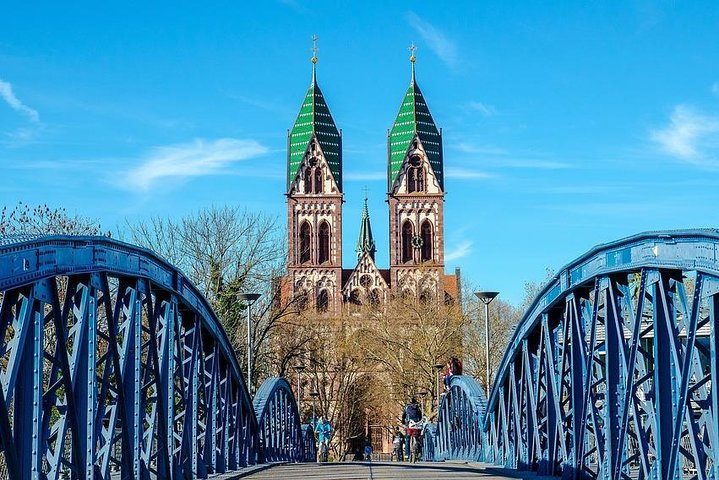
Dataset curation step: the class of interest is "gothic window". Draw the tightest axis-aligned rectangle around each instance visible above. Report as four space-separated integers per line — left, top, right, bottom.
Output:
349 289 362 306
303 168 312 194
407 154 425 193
368 289 381 308
318 221 330 264
295 290 309 311
316 289 329 313
420 220 433 262
299 221 311 264
401 220 414 263
314 167 323 194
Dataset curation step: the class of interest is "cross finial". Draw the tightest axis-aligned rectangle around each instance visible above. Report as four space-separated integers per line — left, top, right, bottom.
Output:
362 185 369 202
409 42 417 63
311 34 319 64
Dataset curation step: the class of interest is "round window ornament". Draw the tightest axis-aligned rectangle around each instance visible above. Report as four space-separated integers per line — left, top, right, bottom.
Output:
411 236 424 248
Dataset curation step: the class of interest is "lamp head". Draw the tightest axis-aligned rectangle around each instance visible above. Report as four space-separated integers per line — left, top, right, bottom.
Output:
474 291 499 305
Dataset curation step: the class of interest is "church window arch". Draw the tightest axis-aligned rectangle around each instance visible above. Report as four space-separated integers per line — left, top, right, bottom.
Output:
303 168 312 194
420 220 433 262
318 221 330 264
349 288 362 306
401 220 414 263
299 221 312 264
368 289 381 308
314 167 323 194
407 154 425 193
316 289 329 313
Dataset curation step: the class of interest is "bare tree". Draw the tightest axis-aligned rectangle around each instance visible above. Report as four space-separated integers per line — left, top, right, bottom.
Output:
0 202 102 236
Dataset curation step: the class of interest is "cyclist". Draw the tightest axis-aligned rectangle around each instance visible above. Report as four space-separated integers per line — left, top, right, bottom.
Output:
402 397 423 462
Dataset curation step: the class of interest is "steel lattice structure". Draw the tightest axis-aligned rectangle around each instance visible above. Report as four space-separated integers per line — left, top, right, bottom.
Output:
434 375 487 462
0 235 311 480
431 230 719 479
252 377 303 463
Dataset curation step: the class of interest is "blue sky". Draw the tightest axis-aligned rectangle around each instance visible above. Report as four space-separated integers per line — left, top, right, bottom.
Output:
2 1 719 305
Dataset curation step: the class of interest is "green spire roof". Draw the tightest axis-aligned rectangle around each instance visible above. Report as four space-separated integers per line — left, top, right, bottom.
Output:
388 63 443 191
356 196 376 260
288 64 342 191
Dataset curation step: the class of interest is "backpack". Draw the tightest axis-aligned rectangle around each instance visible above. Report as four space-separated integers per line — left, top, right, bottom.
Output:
406 403 421 422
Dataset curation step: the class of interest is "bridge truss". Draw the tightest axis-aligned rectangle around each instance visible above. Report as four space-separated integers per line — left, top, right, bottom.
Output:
434 230 719 479
0 235 311 480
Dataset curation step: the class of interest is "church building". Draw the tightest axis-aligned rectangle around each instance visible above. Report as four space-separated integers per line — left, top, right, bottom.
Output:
282 48 459 315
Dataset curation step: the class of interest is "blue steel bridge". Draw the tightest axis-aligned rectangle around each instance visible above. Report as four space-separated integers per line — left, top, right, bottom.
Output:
1 230 719 479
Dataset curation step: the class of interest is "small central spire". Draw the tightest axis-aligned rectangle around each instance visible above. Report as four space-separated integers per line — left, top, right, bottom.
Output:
356 188 376 260
408 42 417 82
311 34 319 84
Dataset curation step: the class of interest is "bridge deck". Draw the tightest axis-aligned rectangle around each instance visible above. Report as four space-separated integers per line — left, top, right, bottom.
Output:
242 461 553 479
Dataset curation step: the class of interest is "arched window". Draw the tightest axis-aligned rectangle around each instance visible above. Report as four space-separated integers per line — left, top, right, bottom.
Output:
407 155 425 193
401 221 414 263
368 289 381 308
316 289 329 313
314 167 323 194
349 289 362 306
420 220 433 262
299 221 311 264
318 221 330 264
303 168 312 194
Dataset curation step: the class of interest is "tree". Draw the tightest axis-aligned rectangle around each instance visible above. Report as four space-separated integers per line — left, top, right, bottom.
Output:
0 202 102 235
125 206 310 390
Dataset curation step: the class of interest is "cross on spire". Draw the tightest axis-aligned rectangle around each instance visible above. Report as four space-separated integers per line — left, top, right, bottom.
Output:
311 34 319 63
409 42 417 63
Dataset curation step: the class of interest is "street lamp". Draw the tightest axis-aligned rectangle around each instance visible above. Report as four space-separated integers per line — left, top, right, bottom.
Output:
238 292 261 394
293 364 306 422
310 391 320 426
475 291 499 393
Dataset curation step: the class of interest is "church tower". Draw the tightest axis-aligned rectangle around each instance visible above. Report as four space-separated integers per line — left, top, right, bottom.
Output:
286 48 343 314
387 49 446 300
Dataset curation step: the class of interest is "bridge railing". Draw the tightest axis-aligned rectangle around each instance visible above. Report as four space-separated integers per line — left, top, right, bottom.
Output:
0 235 312 479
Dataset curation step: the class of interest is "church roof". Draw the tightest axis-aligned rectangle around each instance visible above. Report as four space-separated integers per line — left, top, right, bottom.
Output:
356 196 376 260
288 63 342 191
388 60 443 191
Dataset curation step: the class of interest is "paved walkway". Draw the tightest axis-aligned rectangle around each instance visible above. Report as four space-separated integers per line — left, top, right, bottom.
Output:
241 461 551 479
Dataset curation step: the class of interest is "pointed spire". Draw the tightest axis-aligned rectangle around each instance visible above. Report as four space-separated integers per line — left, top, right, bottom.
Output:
356 190 376 260
388 43 443 191
287 35 342 192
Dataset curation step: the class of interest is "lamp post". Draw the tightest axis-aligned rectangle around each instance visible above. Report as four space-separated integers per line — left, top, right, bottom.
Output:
310 391 320 426
434 362 444 412
238 293 261 395
293 364 306 422
475 291 499 393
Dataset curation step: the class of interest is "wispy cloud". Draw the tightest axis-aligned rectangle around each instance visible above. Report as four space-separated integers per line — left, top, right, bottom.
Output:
650 105 719 167
0 78 39 122
406 12 459 68
465 101 496 117
446 240 472 262
126 138 268 191
445 167 495 180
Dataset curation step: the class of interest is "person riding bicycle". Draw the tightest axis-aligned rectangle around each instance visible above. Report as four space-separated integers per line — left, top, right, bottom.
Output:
402 397 424 462
315 416 332 462
392 426 405 461
402 396 422 425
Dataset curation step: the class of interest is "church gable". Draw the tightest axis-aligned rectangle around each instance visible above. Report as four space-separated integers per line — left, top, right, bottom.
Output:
390 136 443 195
288 136 341 196
342 252 389 304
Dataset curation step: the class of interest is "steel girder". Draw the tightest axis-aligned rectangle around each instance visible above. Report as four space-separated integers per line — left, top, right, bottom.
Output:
252 377 304 463
482 229 719 479
301 424 317 462
433 375 487 462
0 235 262 479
